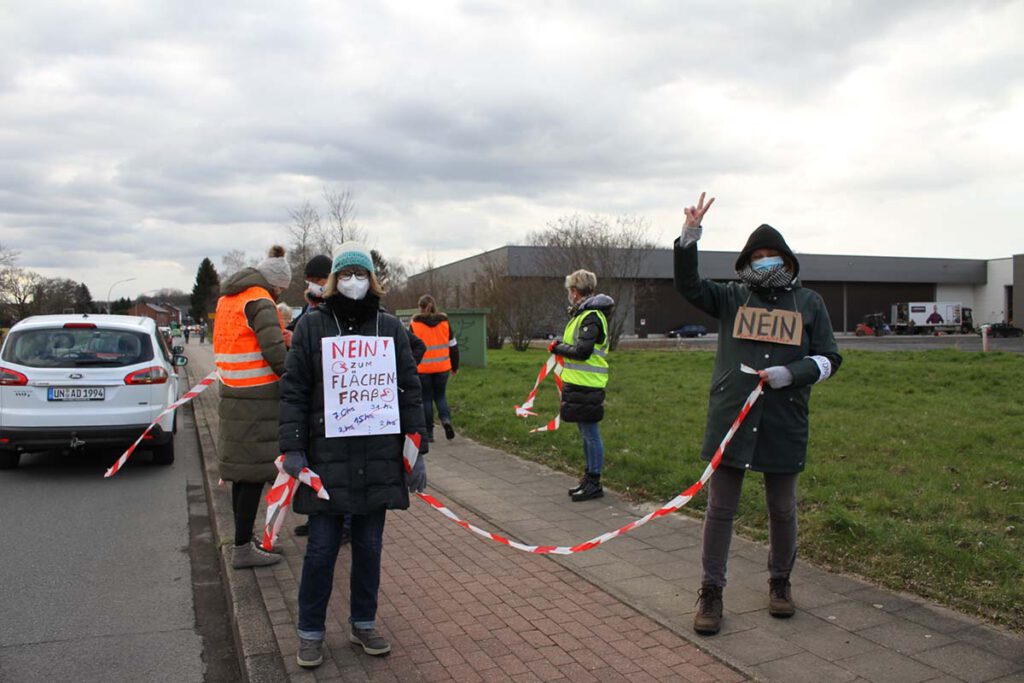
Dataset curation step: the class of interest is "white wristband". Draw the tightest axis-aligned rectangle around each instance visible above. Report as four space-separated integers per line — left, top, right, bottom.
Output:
808 355 832 383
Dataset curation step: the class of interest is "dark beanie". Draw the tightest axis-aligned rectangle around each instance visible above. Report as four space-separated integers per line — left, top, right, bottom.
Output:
304 255 332 279
735 224 800 276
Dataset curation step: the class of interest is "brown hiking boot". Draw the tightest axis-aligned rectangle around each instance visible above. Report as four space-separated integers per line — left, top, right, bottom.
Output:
769 577 795 618
693 583 723 635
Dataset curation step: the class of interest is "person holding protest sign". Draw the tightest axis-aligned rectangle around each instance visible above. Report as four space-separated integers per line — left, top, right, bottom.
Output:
279 241 427 668
214 244 291 570
410 294 460 441
549 270 614 502
673 193 842 635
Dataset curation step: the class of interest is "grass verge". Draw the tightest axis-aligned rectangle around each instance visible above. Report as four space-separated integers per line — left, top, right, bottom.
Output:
448 348 1024 631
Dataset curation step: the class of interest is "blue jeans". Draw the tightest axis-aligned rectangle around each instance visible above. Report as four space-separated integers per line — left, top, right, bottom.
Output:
577 421 604 474
297 510 387 640
419 371 451 433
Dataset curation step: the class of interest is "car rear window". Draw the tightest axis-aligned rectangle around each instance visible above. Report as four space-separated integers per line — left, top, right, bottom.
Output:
1 327 155 368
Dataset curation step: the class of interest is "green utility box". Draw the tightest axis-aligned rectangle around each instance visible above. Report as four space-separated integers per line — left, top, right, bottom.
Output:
397 307 490 368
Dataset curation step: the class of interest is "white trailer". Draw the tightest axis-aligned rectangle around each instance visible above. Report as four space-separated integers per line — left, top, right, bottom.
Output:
891 302 971 334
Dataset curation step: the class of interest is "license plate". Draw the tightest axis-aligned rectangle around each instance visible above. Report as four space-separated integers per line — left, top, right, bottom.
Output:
48 387 106 401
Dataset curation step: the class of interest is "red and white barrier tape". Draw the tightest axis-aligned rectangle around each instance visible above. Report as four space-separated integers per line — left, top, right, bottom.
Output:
423 364 764 554
260 456 330 551
104 370 220 478
514 353 565 432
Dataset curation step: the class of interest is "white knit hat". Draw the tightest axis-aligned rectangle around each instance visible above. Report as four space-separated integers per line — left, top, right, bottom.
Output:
256 245 292 289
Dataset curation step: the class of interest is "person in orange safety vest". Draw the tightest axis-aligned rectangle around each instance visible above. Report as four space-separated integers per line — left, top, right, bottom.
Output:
213 244 292 570
409 294 459 442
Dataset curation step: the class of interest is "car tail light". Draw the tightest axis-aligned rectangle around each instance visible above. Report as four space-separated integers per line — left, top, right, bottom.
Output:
0 367 28 386
125 366 169 385
63 322 97 329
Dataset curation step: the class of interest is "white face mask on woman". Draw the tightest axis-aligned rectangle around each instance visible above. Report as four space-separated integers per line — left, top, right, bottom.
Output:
337 273 370 300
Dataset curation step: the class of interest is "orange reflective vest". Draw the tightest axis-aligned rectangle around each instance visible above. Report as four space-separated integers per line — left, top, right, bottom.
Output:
213 286 283 388
411 319 452 374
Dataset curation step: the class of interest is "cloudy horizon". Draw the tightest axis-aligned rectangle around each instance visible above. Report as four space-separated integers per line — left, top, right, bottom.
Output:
2 0 1022 299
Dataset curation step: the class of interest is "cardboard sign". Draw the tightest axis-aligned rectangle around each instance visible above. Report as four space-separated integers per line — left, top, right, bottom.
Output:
732 306 803 346
322 335 400 437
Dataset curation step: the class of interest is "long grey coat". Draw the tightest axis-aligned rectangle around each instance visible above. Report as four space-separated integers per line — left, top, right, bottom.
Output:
215 268 288 483
674 239 842 473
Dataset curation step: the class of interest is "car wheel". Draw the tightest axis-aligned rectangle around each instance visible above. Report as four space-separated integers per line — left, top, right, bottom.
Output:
152 441 175 466
0 451 21 470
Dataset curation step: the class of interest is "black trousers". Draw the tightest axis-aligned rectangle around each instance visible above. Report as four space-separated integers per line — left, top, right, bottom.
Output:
231 481 265 546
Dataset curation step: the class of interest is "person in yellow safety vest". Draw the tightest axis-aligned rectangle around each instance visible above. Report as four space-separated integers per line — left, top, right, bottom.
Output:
409 294 460 441
547 269 615 502
213 244 292 570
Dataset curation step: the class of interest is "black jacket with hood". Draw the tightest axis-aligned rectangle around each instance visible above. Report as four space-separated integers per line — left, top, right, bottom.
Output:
279 293 425 515
551 293 615 423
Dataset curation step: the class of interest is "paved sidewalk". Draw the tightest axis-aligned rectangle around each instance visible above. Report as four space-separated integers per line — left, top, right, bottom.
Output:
186 344 743 682
185 344 1023 682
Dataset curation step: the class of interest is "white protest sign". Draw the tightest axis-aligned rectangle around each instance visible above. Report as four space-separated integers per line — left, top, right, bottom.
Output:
322 335 400 437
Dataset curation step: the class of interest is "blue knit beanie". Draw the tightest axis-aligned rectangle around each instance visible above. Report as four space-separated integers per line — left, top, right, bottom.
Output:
332 241 374 273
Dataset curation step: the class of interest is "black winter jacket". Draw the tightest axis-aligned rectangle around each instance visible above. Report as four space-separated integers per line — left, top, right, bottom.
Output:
552 294 614 423
279 294 425 515
674 239 842 473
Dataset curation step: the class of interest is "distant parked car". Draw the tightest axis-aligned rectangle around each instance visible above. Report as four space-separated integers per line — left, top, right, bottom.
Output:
667 324 707 338
0 314 188 469
982 322 1023 338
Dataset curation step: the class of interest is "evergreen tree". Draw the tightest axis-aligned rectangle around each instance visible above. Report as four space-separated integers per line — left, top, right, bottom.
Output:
111 296 132 315
190 258 220 322
72 283 95 313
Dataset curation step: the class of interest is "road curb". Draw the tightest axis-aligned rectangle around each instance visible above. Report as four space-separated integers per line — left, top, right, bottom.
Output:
185 363 288 683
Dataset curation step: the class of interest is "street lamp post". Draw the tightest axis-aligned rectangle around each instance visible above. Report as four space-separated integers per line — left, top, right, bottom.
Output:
106 278 137 313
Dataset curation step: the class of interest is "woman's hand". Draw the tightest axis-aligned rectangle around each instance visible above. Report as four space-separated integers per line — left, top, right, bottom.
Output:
684 191 715 228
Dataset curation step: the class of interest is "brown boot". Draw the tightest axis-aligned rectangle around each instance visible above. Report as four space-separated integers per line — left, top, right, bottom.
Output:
768 577 795 618
693 583 723 635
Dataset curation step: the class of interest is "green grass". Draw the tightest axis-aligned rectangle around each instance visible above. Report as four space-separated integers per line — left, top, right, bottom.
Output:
449 348 1024 631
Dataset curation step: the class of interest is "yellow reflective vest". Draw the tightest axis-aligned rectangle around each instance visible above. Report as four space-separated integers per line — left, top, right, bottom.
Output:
559 310 609 388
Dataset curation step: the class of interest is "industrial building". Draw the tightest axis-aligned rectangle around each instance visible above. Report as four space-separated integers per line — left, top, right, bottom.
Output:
406 246 1022 335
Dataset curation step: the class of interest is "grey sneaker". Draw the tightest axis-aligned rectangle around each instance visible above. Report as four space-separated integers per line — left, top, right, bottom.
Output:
252 536 283 555
231 541 282 569
296 637 323 668
349 626 391 656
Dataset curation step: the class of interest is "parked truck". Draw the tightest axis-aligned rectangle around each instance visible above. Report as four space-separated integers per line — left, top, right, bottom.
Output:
891 302 973 334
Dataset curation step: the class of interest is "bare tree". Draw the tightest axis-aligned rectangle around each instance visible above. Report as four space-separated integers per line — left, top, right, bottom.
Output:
0 267 41 322
469 252 553 351
527 214 654 349
221 249 258 279
315 187 366 255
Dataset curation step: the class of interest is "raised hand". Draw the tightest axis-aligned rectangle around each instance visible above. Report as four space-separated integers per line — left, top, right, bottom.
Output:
684 192 716 229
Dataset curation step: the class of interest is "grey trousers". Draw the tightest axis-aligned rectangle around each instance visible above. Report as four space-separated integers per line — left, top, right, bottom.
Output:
701 465 798 586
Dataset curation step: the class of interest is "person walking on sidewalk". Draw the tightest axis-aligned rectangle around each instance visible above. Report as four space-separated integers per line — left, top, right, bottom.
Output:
213 245 293 570
549 270 614 502
673 193 842 635
279 242 428 668
409 294 460 441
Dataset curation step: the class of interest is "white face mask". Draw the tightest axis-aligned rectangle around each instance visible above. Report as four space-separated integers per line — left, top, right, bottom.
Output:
305 280 325 298
337 273 370 300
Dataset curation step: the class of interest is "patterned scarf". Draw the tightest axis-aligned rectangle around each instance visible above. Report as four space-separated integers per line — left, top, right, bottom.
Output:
736 264 795 290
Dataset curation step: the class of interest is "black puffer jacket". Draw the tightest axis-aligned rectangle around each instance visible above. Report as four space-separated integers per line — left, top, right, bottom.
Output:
279 293 425 515
551 294 615 423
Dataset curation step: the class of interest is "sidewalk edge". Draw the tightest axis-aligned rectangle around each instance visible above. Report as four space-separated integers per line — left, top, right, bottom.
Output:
186 364 288 683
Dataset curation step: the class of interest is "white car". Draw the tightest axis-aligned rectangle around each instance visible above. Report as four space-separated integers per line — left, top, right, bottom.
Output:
0 314 188 469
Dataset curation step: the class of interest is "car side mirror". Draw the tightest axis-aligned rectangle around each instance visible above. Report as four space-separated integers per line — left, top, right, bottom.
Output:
173 355 189 367
172 345 184 354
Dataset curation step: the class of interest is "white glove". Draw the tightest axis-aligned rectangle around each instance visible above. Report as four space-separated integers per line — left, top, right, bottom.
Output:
760 366 794 389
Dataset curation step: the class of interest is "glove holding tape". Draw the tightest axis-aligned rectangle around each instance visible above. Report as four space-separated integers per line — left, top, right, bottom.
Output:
759 365 794 389
282 450 308 477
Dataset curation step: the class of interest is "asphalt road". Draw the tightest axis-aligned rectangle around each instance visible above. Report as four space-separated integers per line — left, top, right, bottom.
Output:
0 381 240 682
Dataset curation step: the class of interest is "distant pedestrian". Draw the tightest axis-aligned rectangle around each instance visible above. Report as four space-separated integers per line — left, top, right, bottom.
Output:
199 325 206 344
279 241 427 668
673 192 842 636
410 294 460 441
183 327 190 344
213 244 292 570
548 270 614 502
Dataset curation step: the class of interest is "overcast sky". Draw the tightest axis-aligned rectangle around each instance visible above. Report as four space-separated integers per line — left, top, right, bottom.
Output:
2 1 1022 299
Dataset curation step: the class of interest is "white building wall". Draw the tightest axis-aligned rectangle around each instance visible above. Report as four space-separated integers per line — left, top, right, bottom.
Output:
974 258 1013 324
934 285 975 309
